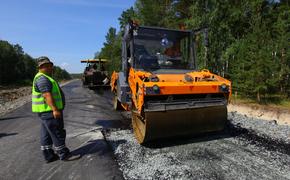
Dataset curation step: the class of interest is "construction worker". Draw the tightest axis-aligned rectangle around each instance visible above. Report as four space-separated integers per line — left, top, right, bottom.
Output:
32 56 80 163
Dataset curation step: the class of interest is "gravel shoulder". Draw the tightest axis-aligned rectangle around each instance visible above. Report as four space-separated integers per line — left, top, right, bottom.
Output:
104 126 290 180
104 111 290 180
103 102 290 180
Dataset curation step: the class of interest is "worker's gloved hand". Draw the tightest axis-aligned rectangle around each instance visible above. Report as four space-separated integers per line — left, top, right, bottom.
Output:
53 110 61 119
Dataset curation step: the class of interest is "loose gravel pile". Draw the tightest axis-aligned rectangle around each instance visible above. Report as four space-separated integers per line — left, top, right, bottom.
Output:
104 111 290 180
229 111 290 153
104 130 194 180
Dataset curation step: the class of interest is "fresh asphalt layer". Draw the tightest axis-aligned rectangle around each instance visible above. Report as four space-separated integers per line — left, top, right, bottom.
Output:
0 80 124 180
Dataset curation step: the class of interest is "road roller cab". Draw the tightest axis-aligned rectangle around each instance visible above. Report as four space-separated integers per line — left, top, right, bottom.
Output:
111 22 231 144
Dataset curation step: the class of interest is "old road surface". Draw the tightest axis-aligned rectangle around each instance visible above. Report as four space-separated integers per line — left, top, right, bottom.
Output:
0 80 125 180
1 79 290 180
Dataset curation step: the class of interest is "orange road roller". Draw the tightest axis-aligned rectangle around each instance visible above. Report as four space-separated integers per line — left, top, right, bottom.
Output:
111 22 231 144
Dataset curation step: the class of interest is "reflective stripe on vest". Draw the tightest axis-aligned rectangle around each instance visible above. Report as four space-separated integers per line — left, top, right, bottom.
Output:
32 72 64 113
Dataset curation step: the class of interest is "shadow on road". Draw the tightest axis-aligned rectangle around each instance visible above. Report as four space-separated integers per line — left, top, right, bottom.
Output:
0 116 27 121
92 86 111 94
95 119 130 129
0 132 18 139
70 139 112 157
66 119 94 127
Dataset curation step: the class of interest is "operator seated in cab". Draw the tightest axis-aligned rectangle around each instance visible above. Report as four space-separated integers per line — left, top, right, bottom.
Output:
135 44 159 70
164 42 181 59
158 39 183 68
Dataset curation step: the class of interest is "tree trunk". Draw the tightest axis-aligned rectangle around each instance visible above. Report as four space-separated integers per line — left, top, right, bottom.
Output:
257 91 260 103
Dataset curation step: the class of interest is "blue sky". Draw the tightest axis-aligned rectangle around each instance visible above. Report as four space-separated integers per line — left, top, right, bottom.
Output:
0 0 135 73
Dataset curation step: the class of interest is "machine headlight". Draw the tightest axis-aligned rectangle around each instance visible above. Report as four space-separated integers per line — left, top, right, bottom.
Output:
152 85 160 94
219 84 229 92
145 85 160 95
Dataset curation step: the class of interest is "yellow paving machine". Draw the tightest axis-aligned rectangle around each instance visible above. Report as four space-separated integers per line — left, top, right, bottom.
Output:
81 59 110 89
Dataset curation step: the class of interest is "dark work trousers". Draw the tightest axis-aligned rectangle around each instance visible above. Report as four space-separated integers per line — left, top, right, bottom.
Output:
38 111 70 160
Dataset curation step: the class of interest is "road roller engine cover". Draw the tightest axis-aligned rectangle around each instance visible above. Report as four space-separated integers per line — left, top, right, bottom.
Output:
111 22 231 144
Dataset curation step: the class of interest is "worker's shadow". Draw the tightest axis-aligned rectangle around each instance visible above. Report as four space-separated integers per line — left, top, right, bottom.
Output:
70 138 126 157
93 86 110 94
68 118 129 157
0 133 18 139
0 116 27 121
70 139 108 157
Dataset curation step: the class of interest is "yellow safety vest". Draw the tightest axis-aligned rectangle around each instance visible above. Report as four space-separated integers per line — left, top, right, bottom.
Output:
32 72 63 113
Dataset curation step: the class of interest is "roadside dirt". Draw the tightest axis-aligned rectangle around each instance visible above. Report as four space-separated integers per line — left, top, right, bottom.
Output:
228 103 290 125
0 86 31 116
0 80 75 116
0 86 31 103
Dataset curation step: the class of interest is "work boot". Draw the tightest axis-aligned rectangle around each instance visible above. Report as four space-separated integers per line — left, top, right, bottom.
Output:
46 154 59 163
42 149 59 163
57 147 70 160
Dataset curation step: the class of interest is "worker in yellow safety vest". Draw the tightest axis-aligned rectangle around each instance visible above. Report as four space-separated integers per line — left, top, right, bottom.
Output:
32 56 80 163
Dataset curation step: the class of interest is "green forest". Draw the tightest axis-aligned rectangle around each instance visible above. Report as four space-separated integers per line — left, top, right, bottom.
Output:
0 40 71 86
97 0 290 103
